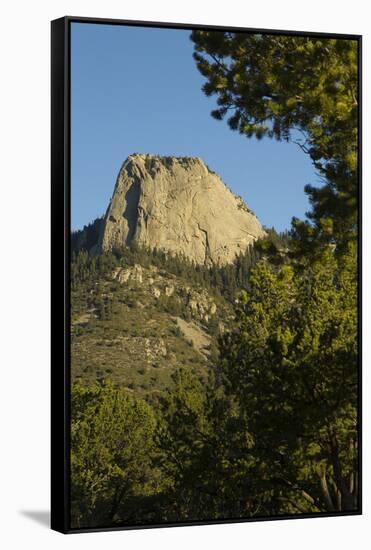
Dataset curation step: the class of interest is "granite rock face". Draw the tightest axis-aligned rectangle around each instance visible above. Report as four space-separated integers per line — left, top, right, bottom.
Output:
97 154 265 265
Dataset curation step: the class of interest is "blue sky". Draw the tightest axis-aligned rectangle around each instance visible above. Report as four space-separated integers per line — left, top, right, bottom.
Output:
71 23 318 233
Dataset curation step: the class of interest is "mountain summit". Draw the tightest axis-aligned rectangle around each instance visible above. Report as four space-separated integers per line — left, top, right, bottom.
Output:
94 154 265 265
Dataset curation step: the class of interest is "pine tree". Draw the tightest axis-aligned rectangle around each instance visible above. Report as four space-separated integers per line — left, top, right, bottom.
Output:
191 33 358 249
218 242 358 513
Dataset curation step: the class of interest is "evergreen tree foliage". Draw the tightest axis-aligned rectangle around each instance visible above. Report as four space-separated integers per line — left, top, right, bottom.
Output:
156 368 273 519
71 217 103 252
71 380 158 528
69 33 359 528
71 235 287 306
218 242 358 512
191 32 359 249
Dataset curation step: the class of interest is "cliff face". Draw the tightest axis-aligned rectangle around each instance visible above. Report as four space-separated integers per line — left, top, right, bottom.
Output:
96 154 265 265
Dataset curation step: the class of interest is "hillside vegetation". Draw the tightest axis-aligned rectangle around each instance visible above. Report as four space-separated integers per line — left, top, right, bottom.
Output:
70 228 358 528
71 239 267 393
70 32 359 529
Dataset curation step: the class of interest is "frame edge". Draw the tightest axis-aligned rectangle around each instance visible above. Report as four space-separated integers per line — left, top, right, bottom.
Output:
51 16 70 534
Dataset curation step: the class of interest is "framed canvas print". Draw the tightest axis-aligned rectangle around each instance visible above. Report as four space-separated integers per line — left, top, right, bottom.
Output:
51 16 362 533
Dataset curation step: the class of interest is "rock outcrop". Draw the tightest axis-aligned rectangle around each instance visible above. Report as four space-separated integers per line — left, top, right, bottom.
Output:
112 263 221 324
96 154 265 265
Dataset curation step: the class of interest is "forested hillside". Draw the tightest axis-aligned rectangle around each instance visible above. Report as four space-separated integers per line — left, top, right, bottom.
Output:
70 228 358 528
70 32 359 530
71 238 269 392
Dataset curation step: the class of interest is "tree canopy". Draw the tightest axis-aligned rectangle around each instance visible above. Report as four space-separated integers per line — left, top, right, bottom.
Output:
71 381 158 528
191 32 359 248
69 32 359 529
218 242 358 512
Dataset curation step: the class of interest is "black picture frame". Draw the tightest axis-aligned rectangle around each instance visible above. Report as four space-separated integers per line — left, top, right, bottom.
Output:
51 16 362 534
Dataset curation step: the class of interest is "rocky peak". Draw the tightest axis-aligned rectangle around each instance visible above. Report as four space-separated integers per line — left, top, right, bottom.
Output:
96 154 265 265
